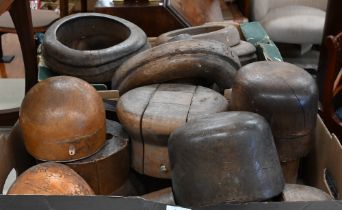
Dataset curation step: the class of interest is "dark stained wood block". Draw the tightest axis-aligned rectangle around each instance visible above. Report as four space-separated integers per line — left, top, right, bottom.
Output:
231 61 319 162
169 112 284 207
66 120 130 195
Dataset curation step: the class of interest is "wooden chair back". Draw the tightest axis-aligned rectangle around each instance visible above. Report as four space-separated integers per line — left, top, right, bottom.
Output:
0 0 37 126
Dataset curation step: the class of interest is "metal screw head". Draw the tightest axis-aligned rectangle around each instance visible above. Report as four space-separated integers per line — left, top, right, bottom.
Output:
160 164 168 174
69 145 76 156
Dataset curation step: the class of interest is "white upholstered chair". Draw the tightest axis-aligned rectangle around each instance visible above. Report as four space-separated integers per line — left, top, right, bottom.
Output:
251 0 328 45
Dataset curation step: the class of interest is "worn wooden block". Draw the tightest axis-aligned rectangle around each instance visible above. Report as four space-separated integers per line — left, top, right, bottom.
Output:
231 61 318 161
156 24 240 47
169 112 284 207
42 13 149 83
66 120 129 195
117 84 228 179
112 39 240 94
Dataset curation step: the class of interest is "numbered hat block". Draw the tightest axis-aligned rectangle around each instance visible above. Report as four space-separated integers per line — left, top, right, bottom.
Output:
20 76 106 162
117 83 228 179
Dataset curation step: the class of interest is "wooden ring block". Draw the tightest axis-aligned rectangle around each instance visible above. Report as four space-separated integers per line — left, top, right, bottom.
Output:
66 120 129 195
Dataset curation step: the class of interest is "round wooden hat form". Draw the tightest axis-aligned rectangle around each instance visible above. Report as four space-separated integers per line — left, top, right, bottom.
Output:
169 112 284 207
42 13 149 83
156 24 240 47
7 162 94 195
66 120 130 195
117 83 228 179
231 61 318 161
282 184 333 201
19 76 106 162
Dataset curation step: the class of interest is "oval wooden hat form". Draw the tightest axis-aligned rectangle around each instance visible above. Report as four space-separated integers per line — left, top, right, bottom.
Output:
66 120 130 195
117 83 229 179
156 22 256 67
231 61 318 161
42 13 149 83
282 184 333 201
111 39 241 94
156 24 240 47
230 40 257 66
7 162 94 195
19 76 106 162
169 112 284 207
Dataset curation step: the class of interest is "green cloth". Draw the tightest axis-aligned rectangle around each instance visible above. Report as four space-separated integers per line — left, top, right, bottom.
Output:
240 22 283 62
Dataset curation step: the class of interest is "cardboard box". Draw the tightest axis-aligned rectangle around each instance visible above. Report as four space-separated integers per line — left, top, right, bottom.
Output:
302 116 342 199
0 116 341 209
1 21 340 209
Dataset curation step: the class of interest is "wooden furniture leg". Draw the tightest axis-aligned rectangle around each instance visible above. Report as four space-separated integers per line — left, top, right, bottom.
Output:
9 0 38 93
60 0 68 17
317 0 342 98
81 0 87 12
60 0 88 17
321 33 342 140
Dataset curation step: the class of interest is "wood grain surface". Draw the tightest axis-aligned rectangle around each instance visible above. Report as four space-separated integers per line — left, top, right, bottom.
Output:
117 83 228 178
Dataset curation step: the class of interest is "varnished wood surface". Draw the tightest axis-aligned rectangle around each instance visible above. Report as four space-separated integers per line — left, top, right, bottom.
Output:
95 0 184 37
321 32 342 140
9 0 38 92
318 0 342 98
0 0 14 16
7 162 95 195
0 0 36 126
168 0 223 26
95 0 228 36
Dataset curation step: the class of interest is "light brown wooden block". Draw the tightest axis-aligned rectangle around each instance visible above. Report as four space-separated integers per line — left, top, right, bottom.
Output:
117 83 228 178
